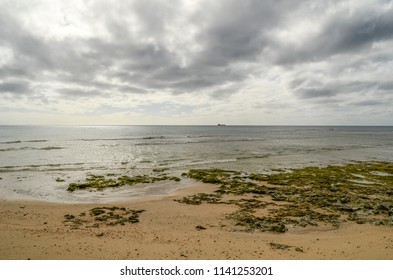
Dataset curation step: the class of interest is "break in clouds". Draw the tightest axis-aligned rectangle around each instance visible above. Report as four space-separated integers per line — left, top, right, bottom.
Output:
0 0 393 125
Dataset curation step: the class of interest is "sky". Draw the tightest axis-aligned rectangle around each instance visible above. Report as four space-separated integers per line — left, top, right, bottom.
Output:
0 0 393 125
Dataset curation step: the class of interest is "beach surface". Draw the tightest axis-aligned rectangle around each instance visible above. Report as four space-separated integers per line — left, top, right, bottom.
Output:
1 183 392 260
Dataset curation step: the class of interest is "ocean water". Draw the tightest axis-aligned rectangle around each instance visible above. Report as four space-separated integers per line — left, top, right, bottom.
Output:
1 125 393 203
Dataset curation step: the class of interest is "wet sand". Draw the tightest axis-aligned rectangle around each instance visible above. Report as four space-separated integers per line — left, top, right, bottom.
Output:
1 183 393 260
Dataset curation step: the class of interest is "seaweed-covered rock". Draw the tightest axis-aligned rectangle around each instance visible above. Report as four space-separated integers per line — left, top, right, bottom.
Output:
67 174 181 192
176 162 393 232
63 206 145 229
174 193 222 205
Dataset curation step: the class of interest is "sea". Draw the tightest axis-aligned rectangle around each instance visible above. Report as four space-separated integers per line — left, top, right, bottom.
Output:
1 125 393 203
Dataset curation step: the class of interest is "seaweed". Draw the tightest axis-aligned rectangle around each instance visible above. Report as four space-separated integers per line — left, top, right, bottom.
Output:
176 162 393 233
184 169 240 184
226 210 287 233
64 214 75 220
63 207 145 229
67 174 181 192
174 193 222 205
153 168 169 173
90 208 106 216
269 242 291 250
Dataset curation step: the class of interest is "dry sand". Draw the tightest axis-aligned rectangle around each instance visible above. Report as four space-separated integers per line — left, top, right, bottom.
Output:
1 183 393 260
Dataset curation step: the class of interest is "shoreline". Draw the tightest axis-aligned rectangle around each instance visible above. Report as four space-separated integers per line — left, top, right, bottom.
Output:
1 182 393 260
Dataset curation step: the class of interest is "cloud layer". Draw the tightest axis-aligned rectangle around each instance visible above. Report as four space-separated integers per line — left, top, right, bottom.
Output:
1 0 392 125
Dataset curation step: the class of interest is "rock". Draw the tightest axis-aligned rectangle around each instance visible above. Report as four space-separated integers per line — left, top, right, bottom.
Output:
196 225 207 231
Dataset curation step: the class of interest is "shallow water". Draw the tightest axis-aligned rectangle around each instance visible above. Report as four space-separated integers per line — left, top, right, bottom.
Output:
1 125 393 202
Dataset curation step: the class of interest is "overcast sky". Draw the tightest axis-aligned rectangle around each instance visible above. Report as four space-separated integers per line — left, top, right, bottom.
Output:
1 0 393 125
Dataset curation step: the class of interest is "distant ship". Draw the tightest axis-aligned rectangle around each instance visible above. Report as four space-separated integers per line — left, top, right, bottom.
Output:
217 123 226 126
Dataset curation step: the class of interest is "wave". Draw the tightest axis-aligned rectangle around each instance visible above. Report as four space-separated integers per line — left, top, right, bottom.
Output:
185 158 238 166
0 140 22 144
0 146 64 152
0 136 265 146
39 146 63 150
159 158 238 168
142 136 165 140
134 138 265 146
236 154 271 160
1 140 48 144
187 135 211 138
26 140 48 143
0 162 93 173
80 136 166 141
77 136 265 145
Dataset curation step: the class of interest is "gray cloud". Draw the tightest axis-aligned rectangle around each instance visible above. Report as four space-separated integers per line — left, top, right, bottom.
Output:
116 85 147 94
378 81 393 92
293 79 381 100
298 88 336 99
58 88 104 99
0 81 30 94
71 0 300 96
275 3 393 64
0 66 31 79
194 1 283 66
0 0 392 124
350 100 384 107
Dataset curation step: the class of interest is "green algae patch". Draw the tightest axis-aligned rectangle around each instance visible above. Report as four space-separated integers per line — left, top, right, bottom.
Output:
227 210 288 233
64 214 75 220
153 168 169 173
250 162 393 190
67 174 181 192
269 242 291 250
63 207 145 229
174 193 222 205
177 162 393 233
184 169 241 184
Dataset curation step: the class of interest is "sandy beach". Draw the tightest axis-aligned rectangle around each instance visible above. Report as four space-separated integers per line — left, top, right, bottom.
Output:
1 182 392 260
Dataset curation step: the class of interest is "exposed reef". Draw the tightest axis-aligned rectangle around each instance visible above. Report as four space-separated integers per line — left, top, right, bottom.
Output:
67 174 180 192
63 206 145 229
177 162 393 233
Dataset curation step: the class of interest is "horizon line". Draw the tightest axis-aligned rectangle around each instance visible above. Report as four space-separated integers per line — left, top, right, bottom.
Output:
0 124 392 127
